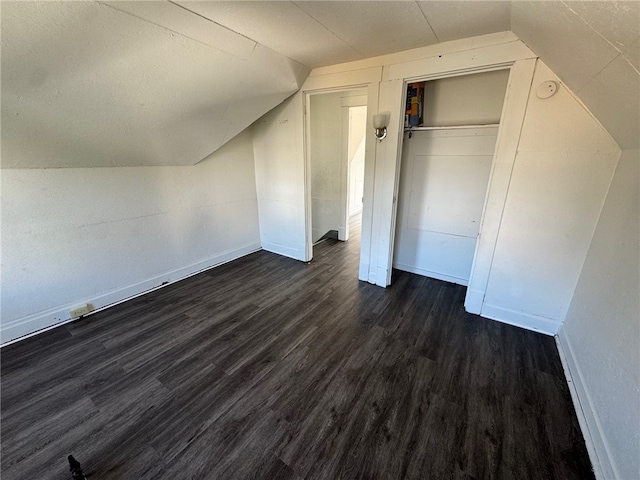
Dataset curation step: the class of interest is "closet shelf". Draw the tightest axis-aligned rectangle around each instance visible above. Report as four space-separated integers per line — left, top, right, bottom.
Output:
404 124 499 132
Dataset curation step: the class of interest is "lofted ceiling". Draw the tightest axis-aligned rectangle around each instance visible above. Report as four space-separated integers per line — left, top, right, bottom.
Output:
1 1 638 169
0 1 309 168
176 1 512 67
511 1 639 150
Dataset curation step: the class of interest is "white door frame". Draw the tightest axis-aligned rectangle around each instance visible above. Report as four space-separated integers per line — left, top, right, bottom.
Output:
302 86 369 262
379 60 537 316
341 101 368 242
344 104 368 221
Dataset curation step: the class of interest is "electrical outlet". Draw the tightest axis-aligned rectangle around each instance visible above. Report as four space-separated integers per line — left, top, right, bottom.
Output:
69 304 94 318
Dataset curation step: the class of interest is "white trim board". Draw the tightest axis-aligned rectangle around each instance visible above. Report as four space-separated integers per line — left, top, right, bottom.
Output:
392 264 469 287
261 241 305 262
302 66 382 92
310 32 522 78
556 331 612 480
464 289 484 315
0 242 262 347
480 303 560 336
464 59 537 318
388 41 534 81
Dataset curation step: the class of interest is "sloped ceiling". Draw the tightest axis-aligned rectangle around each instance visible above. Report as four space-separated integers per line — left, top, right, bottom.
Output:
176 1 512 68
511 1 639 150
1 1 309 168
1 1 637 169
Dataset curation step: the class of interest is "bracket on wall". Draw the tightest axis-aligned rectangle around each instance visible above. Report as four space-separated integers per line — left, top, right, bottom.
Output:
373 113 388 141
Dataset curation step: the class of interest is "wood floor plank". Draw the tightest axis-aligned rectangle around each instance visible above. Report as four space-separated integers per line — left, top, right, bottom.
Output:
1 215 594 479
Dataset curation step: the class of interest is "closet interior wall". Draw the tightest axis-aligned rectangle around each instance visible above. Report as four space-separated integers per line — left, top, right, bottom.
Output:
393 69 510 285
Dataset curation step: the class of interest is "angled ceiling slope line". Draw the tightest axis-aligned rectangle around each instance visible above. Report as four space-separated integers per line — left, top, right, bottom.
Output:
2 1 637 168
511 1 640 150
178 1 512 69
0 1 310 168
140 0 640 152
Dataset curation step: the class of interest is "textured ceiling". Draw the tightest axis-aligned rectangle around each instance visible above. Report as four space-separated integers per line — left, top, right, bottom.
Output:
177 1 512 68
511 1 639 150
1 1 638 169
1 1 309 168
181 0 638 150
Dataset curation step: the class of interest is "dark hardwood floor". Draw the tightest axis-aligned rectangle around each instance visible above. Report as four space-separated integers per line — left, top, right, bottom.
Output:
1 215 594 479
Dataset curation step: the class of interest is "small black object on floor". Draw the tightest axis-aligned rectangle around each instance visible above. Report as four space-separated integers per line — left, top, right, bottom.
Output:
68 455 86 480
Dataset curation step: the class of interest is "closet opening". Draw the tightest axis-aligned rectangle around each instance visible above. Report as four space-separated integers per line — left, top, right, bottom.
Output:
392 69 510 287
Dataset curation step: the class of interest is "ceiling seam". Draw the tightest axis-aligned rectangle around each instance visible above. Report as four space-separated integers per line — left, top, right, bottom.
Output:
415 1 440 43
560 0 639 61
96 1 255 59
167 0 256 45
169 1 316 72
291 1 366 57
576 53 625 95
625 55 640 76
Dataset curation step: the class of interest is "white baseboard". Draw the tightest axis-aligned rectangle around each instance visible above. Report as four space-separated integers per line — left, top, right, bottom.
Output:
311 229 324 245
556 331 614 480
261 241 305 261
393 263 469 286
480 303 560 336
464 288 484 314
390 265 559 337
358 264 388 287
376 265 390 287
1 242 261 346
358 261 371 283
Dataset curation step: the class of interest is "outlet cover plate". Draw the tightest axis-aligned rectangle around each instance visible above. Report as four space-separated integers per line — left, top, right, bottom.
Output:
69 304 93 318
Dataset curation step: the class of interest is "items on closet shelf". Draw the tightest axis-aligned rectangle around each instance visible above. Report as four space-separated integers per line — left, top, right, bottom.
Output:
405 82 425 128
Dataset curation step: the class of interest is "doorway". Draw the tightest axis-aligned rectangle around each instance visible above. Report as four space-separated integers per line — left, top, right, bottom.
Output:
307 88 368 256
393 69 510 286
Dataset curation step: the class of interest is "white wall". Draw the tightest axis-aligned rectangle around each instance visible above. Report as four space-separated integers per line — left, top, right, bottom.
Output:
251 34 621 337
249 32 536 286
310 92 344 243
1 130 261 344
480 61 620 334
422 69 509 126
309 91 367 243
348 107 367 217
393 128 498 285
558 149 639 480
252 95 307 261
252 66 381 263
